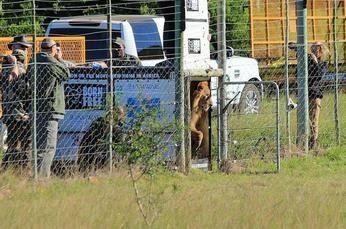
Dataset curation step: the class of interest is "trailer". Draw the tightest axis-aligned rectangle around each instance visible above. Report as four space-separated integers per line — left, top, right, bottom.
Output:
250 0 346 64
56 66 176 163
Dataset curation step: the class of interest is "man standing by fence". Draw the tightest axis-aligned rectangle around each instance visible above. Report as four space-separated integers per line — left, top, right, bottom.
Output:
1 49 31 171
0 36 31 122
308 42 328 150
28 38 70 178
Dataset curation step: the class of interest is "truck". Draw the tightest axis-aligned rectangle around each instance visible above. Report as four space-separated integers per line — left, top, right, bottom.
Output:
55 67 176 164
0 2 263 165
45 15 166 66
210 50 262 114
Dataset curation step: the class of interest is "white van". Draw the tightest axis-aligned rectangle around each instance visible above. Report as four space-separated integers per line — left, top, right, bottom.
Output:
45 15 166 66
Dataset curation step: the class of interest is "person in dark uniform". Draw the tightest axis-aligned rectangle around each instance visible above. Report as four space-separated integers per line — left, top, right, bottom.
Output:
1 49 31 171
110 37 142 67
0 36 31 123
308 42 328 150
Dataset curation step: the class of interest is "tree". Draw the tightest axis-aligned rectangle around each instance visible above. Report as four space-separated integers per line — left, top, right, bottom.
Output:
0 0 157 37
209 0 250 55
0 0 44 37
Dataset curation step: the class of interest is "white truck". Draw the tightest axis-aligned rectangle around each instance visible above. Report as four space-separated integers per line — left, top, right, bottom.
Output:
210 49 262 114
0 8 263 154
45 15 166 66
181 0 262 115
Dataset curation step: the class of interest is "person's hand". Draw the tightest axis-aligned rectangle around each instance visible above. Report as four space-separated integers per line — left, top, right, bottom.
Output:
6 55 17 65
2 55 18 81
310 53 318 63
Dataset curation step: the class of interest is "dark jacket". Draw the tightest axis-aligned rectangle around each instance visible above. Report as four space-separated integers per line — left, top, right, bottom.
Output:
27 53 70 118
110 53 142 67
1 62 29 124
308 54 328 99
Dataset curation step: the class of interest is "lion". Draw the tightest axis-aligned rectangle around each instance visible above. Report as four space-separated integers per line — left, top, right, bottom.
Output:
190 81 212 159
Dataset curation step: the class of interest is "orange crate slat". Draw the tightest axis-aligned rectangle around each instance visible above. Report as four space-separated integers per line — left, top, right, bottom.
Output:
0 36 85 65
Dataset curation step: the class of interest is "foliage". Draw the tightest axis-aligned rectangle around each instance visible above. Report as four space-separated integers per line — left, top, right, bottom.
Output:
112 100 177 225
0 0 157 37
114 103 174 174
0 0 45 36
209 0 251 54
139 3 157 15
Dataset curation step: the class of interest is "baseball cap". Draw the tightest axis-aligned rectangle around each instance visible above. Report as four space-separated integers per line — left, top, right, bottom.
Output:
41 38 57 49
112 37 125 47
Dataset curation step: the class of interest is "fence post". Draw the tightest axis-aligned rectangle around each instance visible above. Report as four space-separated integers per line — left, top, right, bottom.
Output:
296 0 309 153
275 83 281 173
175 0 185 173
107 0 113 174
333 0 340 146
31 0 38 180
184 76 191 173
217 0 228 162
285 0 291 155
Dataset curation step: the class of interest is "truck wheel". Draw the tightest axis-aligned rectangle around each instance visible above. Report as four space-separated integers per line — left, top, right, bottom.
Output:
239 84 261 114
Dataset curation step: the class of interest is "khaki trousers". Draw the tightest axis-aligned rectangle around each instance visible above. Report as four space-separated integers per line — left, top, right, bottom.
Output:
309 98 321 149
37 114 59 178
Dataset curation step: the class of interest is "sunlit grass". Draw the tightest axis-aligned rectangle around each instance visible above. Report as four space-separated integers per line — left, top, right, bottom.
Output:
0 148 345 228
0 90 345 228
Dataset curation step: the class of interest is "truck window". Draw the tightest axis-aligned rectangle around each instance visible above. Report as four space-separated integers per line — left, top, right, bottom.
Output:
130 20 164 60
48 28 121 62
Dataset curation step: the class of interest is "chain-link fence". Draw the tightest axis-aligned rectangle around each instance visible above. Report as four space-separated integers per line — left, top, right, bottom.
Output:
210 0 346 170
0 0 185 178
0 0 345 178
216 81 280 173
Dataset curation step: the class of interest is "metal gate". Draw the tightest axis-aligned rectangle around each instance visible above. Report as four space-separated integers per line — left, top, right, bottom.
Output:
217 81 280 173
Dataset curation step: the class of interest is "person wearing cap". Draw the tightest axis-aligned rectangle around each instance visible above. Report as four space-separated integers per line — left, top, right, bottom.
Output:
1 35 31 123
1 49 31 171
308 42 328 150
26 37 70 178
110 37 142 67
0 36 31 122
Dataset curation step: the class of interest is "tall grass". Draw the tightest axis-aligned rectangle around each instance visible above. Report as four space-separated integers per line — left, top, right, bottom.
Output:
0 91 345 228
0 148 345 228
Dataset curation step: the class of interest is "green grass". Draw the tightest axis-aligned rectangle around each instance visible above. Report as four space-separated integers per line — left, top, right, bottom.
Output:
0 92 345 228
0 148 345 228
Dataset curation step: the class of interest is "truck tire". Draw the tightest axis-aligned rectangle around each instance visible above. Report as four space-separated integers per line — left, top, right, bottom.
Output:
238 84 261 114
77 116 124 174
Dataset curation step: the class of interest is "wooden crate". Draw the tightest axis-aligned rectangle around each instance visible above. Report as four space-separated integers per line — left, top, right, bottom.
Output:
250 0 346 65
0 36 86 64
